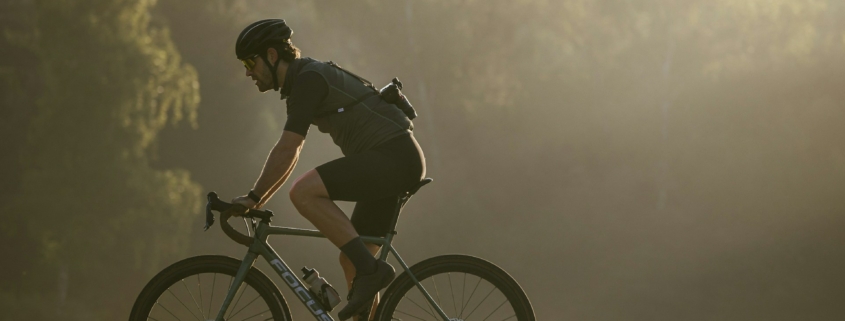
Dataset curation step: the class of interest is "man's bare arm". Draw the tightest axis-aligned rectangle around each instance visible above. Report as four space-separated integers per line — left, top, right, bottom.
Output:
251 130 305 207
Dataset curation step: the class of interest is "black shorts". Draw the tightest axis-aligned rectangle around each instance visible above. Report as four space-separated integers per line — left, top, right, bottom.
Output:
316 133 425 237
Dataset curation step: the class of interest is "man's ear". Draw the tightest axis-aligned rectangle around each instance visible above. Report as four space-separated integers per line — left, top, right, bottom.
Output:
266 47 278 64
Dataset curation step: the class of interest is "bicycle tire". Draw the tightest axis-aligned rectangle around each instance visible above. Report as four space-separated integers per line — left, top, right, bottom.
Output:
374 254 534 321
129 255 292 321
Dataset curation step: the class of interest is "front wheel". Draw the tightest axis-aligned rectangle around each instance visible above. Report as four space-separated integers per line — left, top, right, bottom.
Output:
130 255 291 321
374 255 534 321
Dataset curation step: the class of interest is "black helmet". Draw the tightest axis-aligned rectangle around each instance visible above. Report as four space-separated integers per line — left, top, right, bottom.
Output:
236 19 294 92
235 19 292 59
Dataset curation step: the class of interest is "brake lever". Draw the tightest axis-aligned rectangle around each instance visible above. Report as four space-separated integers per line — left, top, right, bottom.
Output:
204 192 218 231
203 191 270 232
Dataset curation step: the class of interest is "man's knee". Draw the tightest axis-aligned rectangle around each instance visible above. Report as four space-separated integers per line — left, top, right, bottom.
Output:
289 170 325 209
288 179 309 208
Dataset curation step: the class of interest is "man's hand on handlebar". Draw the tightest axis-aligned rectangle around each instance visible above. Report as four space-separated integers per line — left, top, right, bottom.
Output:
231 195 258 211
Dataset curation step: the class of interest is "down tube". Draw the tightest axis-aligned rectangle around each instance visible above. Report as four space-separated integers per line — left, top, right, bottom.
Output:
258 243 335 321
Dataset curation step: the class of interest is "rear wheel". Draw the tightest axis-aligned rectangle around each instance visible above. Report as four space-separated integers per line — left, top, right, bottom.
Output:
374 255 534 321
130 255 291 321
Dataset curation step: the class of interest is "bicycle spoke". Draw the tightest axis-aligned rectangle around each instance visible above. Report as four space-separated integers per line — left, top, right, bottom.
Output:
224 275 236 319
395 308 434 321
461 274 483 317
227 293 262 320
448 273 458 317
238 308 271 321
480 298 509 321
207 273 217 318
460 273 467 318
430 275 443 314
227 280 248 320
147 316 161 321
497 314 517 321
166 288 202 321
156 301 183 321
403 293 438 319
416 284 439 319
463 285 497 320
180 279 205 320
197 274 205 319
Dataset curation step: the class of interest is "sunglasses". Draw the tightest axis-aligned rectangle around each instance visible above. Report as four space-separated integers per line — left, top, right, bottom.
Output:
240 54 259 71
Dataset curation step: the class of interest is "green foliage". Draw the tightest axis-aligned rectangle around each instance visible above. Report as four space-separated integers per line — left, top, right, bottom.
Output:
5 0 203 318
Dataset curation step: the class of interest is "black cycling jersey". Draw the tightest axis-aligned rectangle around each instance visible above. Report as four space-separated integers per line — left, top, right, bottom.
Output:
281 58 413 156
283 72 327 137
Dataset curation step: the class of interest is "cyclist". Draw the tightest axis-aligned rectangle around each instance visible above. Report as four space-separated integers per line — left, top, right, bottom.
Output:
230 19 425 320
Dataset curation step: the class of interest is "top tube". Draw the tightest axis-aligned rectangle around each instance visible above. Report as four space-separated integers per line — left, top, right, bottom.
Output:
259 223 391 247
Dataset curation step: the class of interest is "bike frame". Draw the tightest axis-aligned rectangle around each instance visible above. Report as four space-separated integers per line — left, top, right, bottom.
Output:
214 220 451 321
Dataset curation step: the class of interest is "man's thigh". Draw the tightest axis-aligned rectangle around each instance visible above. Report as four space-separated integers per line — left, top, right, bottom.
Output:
351 196 400 237
315 149 413 202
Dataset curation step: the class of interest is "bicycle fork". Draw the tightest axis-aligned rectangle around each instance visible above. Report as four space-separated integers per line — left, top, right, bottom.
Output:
214 251 260 321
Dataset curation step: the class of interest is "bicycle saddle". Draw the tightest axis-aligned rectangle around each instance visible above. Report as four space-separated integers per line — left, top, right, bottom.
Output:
405 178 433 197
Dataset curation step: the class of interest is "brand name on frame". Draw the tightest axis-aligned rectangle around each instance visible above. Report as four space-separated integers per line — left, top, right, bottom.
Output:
270 259 332 321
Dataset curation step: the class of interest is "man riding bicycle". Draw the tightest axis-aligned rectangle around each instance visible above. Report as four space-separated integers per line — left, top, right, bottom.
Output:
229 19 426 320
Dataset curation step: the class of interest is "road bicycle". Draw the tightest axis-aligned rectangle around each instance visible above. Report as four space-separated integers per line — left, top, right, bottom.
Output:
130 178 535 321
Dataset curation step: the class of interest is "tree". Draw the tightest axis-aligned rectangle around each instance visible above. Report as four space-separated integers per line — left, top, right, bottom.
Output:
2 0 202 319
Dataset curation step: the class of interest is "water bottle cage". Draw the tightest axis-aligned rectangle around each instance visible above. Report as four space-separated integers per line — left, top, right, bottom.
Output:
310 284 341 311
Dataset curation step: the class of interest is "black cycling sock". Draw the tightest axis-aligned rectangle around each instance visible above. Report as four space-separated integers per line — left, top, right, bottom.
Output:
340 237 377 275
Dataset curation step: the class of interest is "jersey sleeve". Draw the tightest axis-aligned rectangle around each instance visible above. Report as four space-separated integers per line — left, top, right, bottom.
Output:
284 71 328 137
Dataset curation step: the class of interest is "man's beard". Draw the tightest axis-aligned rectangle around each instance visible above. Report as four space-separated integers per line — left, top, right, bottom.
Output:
257 78 273 92
256 67 276 92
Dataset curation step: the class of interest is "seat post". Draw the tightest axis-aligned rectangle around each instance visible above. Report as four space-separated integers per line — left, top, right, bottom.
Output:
379 195 409 261
380 178 432 249
386 195 408 237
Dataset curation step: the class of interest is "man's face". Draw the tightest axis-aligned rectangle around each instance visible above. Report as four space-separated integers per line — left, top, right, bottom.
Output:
243 54 274 92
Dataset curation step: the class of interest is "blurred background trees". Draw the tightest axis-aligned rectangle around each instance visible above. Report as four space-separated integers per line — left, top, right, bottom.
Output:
1 0 201 319
1 0 844 320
